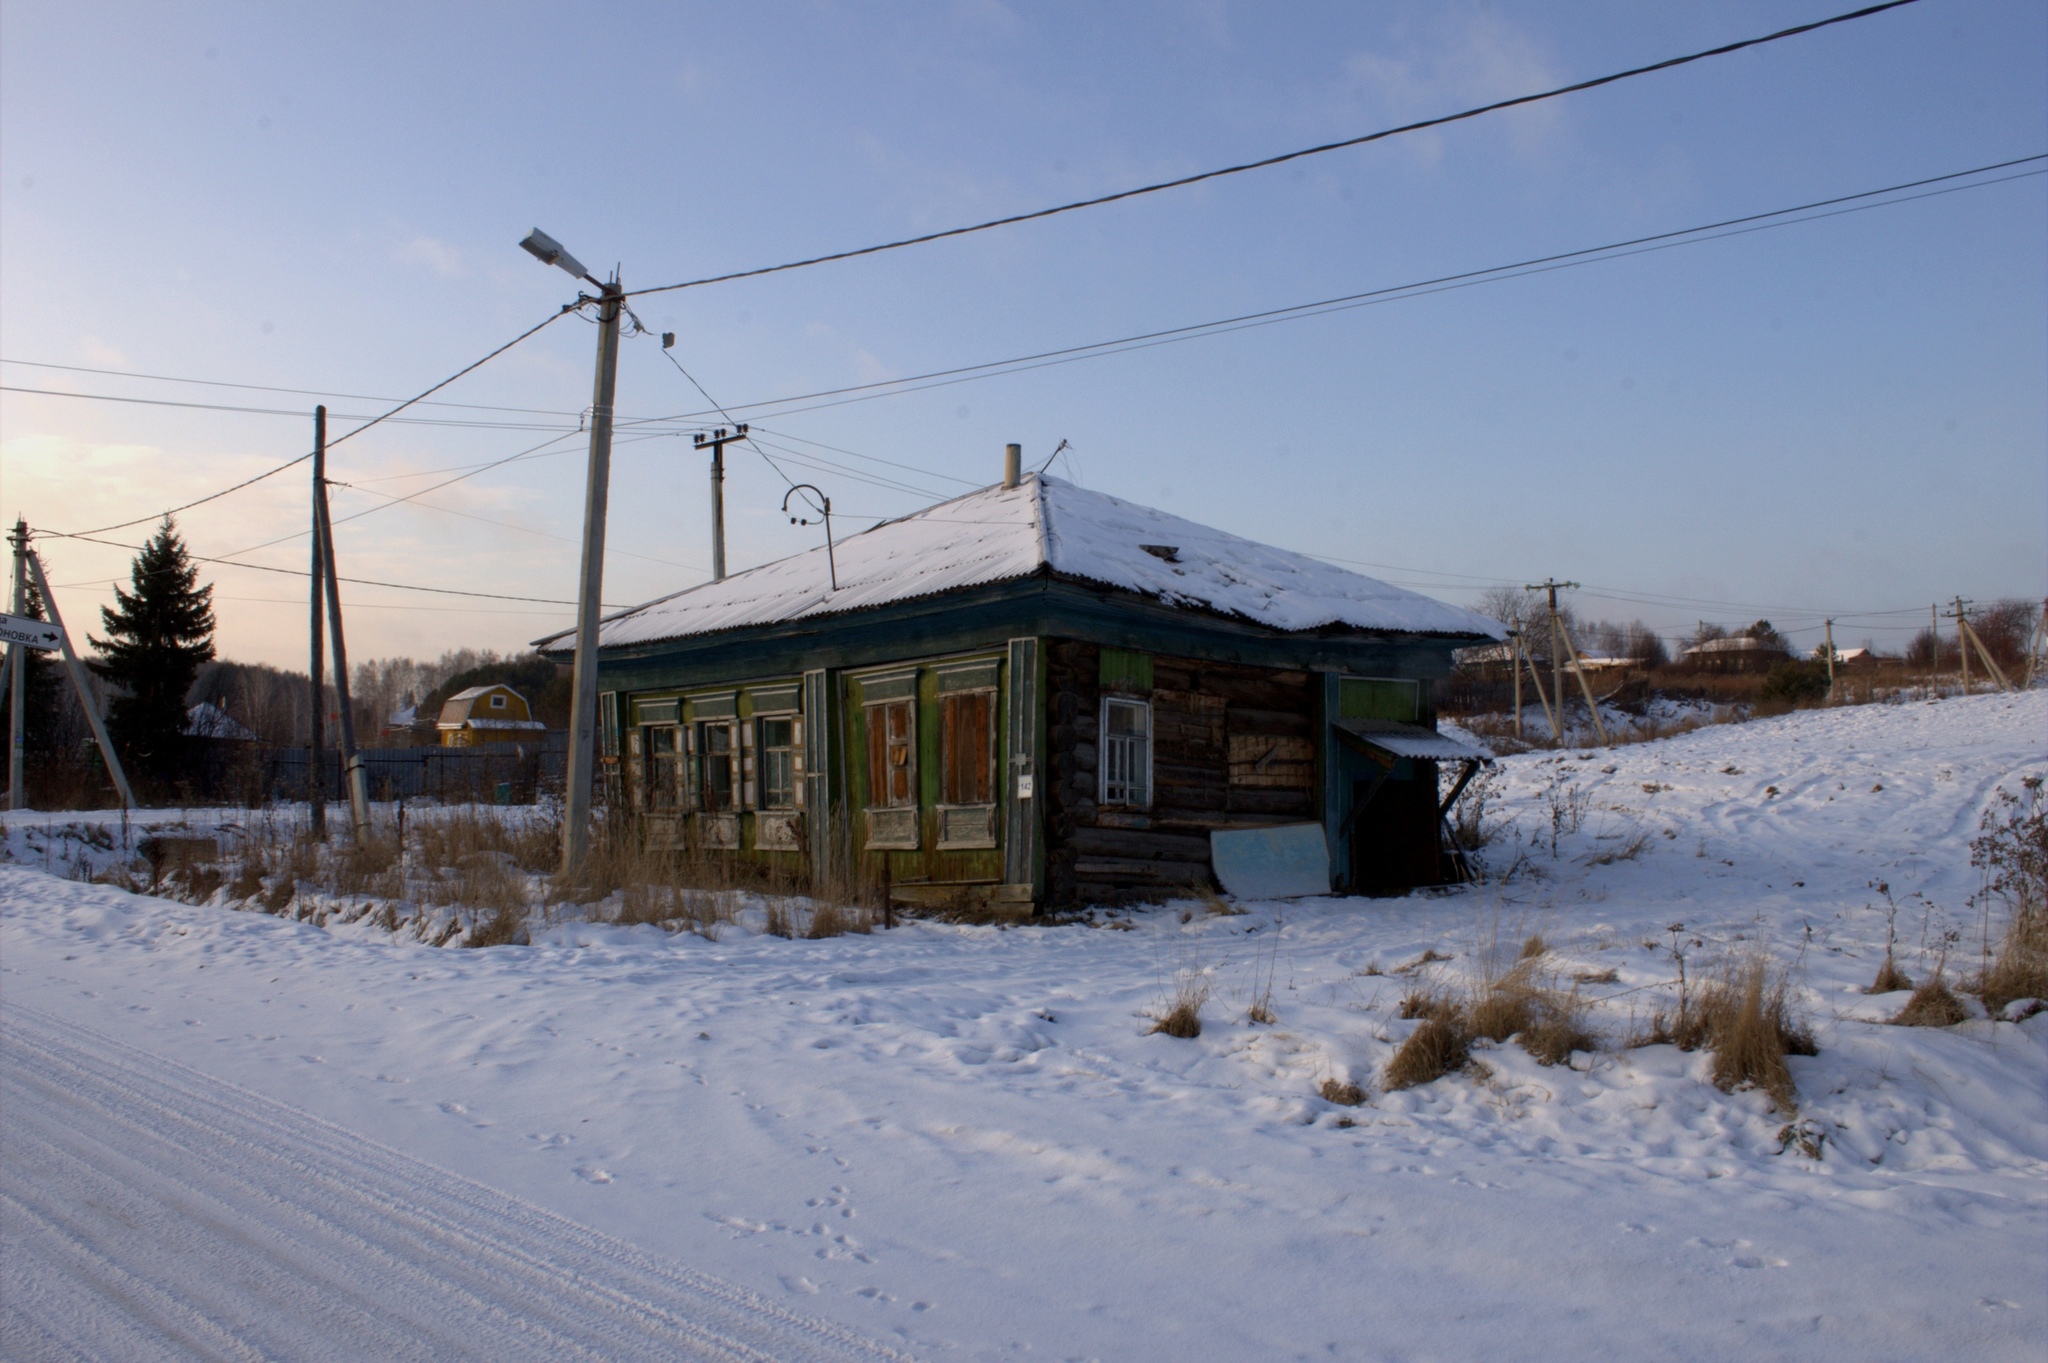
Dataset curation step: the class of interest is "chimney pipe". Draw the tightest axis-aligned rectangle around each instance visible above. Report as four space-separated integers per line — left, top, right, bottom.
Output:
1003 442 1021 489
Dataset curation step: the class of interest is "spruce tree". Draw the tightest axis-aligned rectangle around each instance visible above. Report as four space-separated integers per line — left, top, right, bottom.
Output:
89 517 215 774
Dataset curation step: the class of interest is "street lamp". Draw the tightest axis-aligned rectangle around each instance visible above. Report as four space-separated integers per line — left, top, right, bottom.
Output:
519 228 601 287
523 228 621 873
782 484 838 591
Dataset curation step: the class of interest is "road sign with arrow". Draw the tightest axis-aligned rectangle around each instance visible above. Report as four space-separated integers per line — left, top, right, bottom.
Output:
0 613 61 651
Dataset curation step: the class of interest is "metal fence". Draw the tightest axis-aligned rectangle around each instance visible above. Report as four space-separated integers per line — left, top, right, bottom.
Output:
260 736 566 805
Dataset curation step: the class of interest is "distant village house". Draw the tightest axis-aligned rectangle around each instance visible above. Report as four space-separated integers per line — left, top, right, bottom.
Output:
436 685 548 747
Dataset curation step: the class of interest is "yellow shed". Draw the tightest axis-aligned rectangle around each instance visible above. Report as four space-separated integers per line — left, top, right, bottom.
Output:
436 684 548 747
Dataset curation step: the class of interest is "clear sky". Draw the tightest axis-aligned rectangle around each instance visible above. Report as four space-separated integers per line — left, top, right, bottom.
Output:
2 0 2042 671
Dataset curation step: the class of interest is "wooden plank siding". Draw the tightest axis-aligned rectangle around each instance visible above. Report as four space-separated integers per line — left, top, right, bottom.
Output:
1044 639 1324 907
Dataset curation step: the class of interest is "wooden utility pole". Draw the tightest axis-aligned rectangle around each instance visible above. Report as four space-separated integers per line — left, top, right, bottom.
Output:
1511 629 1523 739
314 467 372 839
694 423 748 583
1960 616 2013 693
2027 599 2048 690
22 547 134 808
8 520 25 810
1823 617 1836 702
1951 597 1971 693
1525 579 1603 746
309 409 327 838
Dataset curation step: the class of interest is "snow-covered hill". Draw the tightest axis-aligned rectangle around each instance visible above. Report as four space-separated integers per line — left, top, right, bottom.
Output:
4 691 2043 1360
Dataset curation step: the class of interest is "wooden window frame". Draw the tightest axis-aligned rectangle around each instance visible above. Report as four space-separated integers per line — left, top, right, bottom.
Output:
937 688 998 849
695 718 738 812
1099 696 1152 808
757 714 799 811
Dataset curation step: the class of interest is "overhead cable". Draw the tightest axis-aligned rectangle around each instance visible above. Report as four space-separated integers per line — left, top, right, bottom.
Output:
625 0 1923 300
53 307 575 538
624 154 2045 427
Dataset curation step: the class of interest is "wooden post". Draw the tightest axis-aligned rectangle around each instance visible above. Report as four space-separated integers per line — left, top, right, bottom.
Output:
8 520 25 811
1826 613 1843 699
309 410 327 838
1954 597 1970 694
315 475 372 840
1961 618 2013 692
1521 638 1557 743
1511 630 1523 739
22 548 135 809
1556 623 1609 745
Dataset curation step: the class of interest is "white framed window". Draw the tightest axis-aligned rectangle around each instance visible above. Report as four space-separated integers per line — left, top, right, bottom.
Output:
1100 696 1151 808
489 692 507 709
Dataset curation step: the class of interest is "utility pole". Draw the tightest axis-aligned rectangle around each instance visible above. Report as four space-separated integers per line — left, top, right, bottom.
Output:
22 547 134 809
1823 617 1836 702
9 520 26 811
562 277 624 873
1527 579 1577 747
694 423 748 583
1951 597 1972 694
1510 629 1523 739
308 409 327 838
315 468 372 839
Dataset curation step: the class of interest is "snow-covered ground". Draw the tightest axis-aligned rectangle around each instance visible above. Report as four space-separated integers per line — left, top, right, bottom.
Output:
4 691 2044 1361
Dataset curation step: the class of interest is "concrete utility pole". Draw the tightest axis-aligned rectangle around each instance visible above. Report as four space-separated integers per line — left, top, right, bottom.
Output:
693 423 748 583
309 409 327 838
9 520 26 811
562 277 624 873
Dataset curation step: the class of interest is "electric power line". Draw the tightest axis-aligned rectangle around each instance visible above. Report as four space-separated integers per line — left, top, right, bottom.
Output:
624 1 1922 300
50 307 577 539
621 155 2046 429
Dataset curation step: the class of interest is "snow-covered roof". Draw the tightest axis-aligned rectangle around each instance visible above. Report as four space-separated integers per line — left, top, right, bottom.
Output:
444 717 548 732
542 474 1504 652
1685 636 1787 655
184 702 258 742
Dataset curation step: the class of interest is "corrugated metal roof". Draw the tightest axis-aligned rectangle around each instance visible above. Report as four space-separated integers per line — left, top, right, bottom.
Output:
539 474 1505 652
1333 717 1492 763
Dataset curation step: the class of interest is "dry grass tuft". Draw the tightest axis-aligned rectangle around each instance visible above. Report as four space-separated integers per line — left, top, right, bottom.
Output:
1398 989 1460 1023
1978 903 2047 1016
1892 976 1970 1027
228 856 265 902
1382 1016 1469 1091
1151 973 1210 1039
1634 954 1812 1110
464 906 522 948
763 900 797 939
804 900 874 939
1519 934 1547 960
1867 955 1913 995
1319 1078 1367 1106
1521 986 1599 1066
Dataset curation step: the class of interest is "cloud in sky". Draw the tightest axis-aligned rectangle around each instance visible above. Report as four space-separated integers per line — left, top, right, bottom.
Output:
393 234 463 277
1342 9 1565 162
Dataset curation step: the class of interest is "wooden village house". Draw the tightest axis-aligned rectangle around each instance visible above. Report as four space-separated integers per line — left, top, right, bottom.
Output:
436 684 549 747
539 459 1502 911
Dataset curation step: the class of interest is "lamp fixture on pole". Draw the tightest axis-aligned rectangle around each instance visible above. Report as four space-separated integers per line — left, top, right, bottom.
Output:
782 484 838 591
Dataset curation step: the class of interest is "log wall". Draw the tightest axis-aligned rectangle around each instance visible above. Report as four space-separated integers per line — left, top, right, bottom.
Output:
1044 639 1321 907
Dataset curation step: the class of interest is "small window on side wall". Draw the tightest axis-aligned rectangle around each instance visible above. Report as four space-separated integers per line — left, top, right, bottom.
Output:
1100 697 1151 808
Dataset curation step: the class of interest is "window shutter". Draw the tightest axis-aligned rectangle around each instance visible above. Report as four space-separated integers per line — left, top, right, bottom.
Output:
740 719 756 808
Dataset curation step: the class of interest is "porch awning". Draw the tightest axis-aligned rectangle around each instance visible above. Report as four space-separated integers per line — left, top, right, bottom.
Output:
1332 717 1491 764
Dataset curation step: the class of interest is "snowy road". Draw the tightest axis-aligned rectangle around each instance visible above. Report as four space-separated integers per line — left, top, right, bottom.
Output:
0 1006 910 1363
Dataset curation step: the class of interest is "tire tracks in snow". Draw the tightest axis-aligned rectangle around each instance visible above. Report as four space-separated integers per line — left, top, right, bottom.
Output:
0 1004 916 1362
